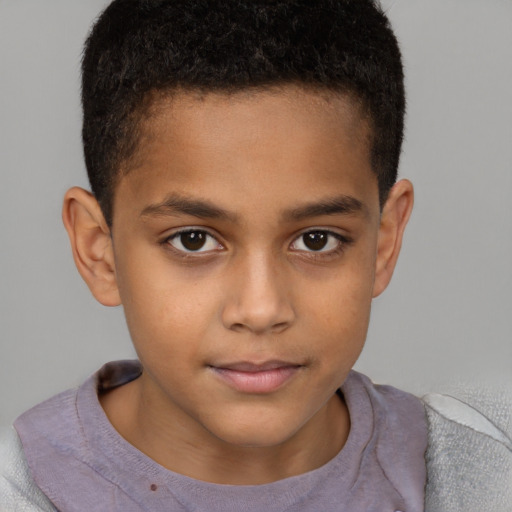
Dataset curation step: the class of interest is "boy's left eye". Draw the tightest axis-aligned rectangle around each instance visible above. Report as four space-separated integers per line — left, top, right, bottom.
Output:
290 230 346 253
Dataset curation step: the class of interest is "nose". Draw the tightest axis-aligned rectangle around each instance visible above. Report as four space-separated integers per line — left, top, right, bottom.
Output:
221 252 296 335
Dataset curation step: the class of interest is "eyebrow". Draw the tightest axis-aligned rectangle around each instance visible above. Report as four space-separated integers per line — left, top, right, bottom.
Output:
140 194 238 222
282 195 366 222
140 193 366 223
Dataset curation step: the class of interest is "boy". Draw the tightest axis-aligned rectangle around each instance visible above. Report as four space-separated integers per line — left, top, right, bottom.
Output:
1 1 510 511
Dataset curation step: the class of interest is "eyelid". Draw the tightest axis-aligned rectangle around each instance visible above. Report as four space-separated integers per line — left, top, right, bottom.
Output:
289 228 352 253
164 227 224 254
160 226 351 258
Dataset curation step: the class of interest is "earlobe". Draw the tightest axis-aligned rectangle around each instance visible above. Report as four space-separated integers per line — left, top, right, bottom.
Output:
62 187 121 306
372 179 414 298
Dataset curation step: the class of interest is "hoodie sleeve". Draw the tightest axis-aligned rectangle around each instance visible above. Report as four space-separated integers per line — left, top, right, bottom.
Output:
423 382 512 512
0 427 57 512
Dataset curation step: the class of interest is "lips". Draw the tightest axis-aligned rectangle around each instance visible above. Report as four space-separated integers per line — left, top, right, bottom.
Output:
209 361 302 394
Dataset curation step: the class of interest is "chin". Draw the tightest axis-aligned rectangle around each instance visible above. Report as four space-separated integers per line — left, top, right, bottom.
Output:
206 413 304 449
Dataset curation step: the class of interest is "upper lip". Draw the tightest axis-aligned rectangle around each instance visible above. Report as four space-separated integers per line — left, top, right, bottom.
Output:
210 361 302 372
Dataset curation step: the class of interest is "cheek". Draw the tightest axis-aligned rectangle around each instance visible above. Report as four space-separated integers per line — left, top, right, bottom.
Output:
312 297 370 365
115 251 218 356
308 254 375 324
302 253 375 361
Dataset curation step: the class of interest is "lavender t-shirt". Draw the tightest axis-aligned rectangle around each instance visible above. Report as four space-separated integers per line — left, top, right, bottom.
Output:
14 361 427 512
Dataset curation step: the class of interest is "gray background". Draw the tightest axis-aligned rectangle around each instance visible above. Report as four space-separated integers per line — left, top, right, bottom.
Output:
1 0 510 426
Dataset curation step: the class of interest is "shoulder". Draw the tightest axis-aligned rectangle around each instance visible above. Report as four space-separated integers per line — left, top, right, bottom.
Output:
0 427 56 511
344 371 426 429
343 371 428 510
422 381 512 511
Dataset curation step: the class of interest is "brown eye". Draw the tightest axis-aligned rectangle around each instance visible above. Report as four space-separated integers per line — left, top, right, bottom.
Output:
290 230 346 253
180 231 206 251
168 230 221 253
303 231 328 251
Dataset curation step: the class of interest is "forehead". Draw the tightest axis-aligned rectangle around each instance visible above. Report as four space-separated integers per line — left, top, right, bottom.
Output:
114 86 379 224
130 85 371 166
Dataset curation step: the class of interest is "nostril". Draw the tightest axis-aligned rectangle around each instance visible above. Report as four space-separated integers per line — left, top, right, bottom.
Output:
227 320 291 335
229 323 246 332
272 321 290 333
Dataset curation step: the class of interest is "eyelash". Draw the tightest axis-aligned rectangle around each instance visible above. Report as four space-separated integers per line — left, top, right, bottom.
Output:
163 229 224 256
289 230 352 260
162 228 352 259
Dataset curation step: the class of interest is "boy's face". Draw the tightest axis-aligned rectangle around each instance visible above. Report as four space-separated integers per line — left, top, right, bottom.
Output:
68 87 411 452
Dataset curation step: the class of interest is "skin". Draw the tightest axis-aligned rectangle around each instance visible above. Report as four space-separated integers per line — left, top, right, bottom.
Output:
62 86 413 485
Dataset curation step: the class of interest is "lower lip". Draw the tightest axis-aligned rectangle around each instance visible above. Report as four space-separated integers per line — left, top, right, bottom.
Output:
211 366 301 394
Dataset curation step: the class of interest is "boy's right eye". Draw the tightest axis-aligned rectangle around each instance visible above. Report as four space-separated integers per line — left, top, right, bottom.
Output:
166 230 223 253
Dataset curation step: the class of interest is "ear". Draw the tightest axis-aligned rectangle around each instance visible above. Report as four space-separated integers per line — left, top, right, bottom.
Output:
372 179 414 298
62 187 121 306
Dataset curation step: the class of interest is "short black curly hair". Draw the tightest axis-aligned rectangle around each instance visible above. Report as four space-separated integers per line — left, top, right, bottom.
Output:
82 0 405 226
